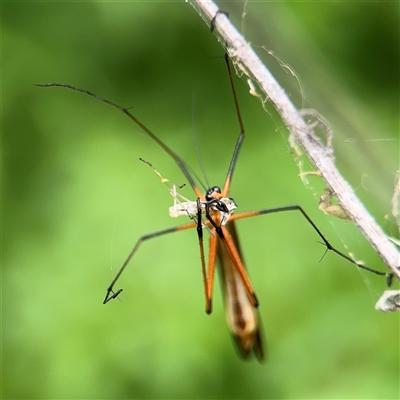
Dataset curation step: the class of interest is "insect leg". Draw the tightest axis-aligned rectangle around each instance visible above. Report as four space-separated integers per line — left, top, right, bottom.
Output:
231 206 393 281
103 221 196 304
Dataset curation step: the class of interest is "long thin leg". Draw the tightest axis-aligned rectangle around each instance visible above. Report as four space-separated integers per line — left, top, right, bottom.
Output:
205 232 218 314
103 221 196 304
222 52 246 197
35 83 204 199
220 226 259 307
195 198 209 312
211 14 245 197
203 207 259 308
230 205 393 280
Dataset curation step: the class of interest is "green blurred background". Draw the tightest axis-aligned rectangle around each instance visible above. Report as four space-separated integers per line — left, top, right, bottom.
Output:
3 1 399 399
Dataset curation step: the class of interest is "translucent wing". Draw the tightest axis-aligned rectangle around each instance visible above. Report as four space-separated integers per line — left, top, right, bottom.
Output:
217 220 264 361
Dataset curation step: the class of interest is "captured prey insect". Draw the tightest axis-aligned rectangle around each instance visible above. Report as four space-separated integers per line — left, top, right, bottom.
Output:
36 55 392 362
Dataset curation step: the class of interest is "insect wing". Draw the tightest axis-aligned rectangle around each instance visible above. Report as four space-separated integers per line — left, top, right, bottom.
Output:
217 221 264 361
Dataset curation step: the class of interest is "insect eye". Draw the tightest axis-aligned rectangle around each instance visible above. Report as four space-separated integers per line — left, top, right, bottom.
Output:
212 186 221 193
206 186 221 201
205 191 213 201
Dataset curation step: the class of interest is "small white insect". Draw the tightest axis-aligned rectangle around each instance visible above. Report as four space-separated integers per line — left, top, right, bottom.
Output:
168 184 237 227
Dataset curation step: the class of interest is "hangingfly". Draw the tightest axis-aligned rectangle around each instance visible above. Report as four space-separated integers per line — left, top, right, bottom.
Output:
36 13 392 362
96 50 267 359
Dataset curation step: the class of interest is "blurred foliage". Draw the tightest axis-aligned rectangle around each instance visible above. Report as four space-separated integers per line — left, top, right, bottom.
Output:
3 1 399 399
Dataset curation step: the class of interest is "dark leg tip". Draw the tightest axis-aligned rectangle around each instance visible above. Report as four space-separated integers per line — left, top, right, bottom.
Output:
387 273 394 287
206 300 213 314
252 292 259 308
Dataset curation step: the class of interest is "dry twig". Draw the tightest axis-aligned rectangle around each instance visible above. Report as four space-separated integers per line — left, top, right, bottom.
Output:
188 1 400 299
